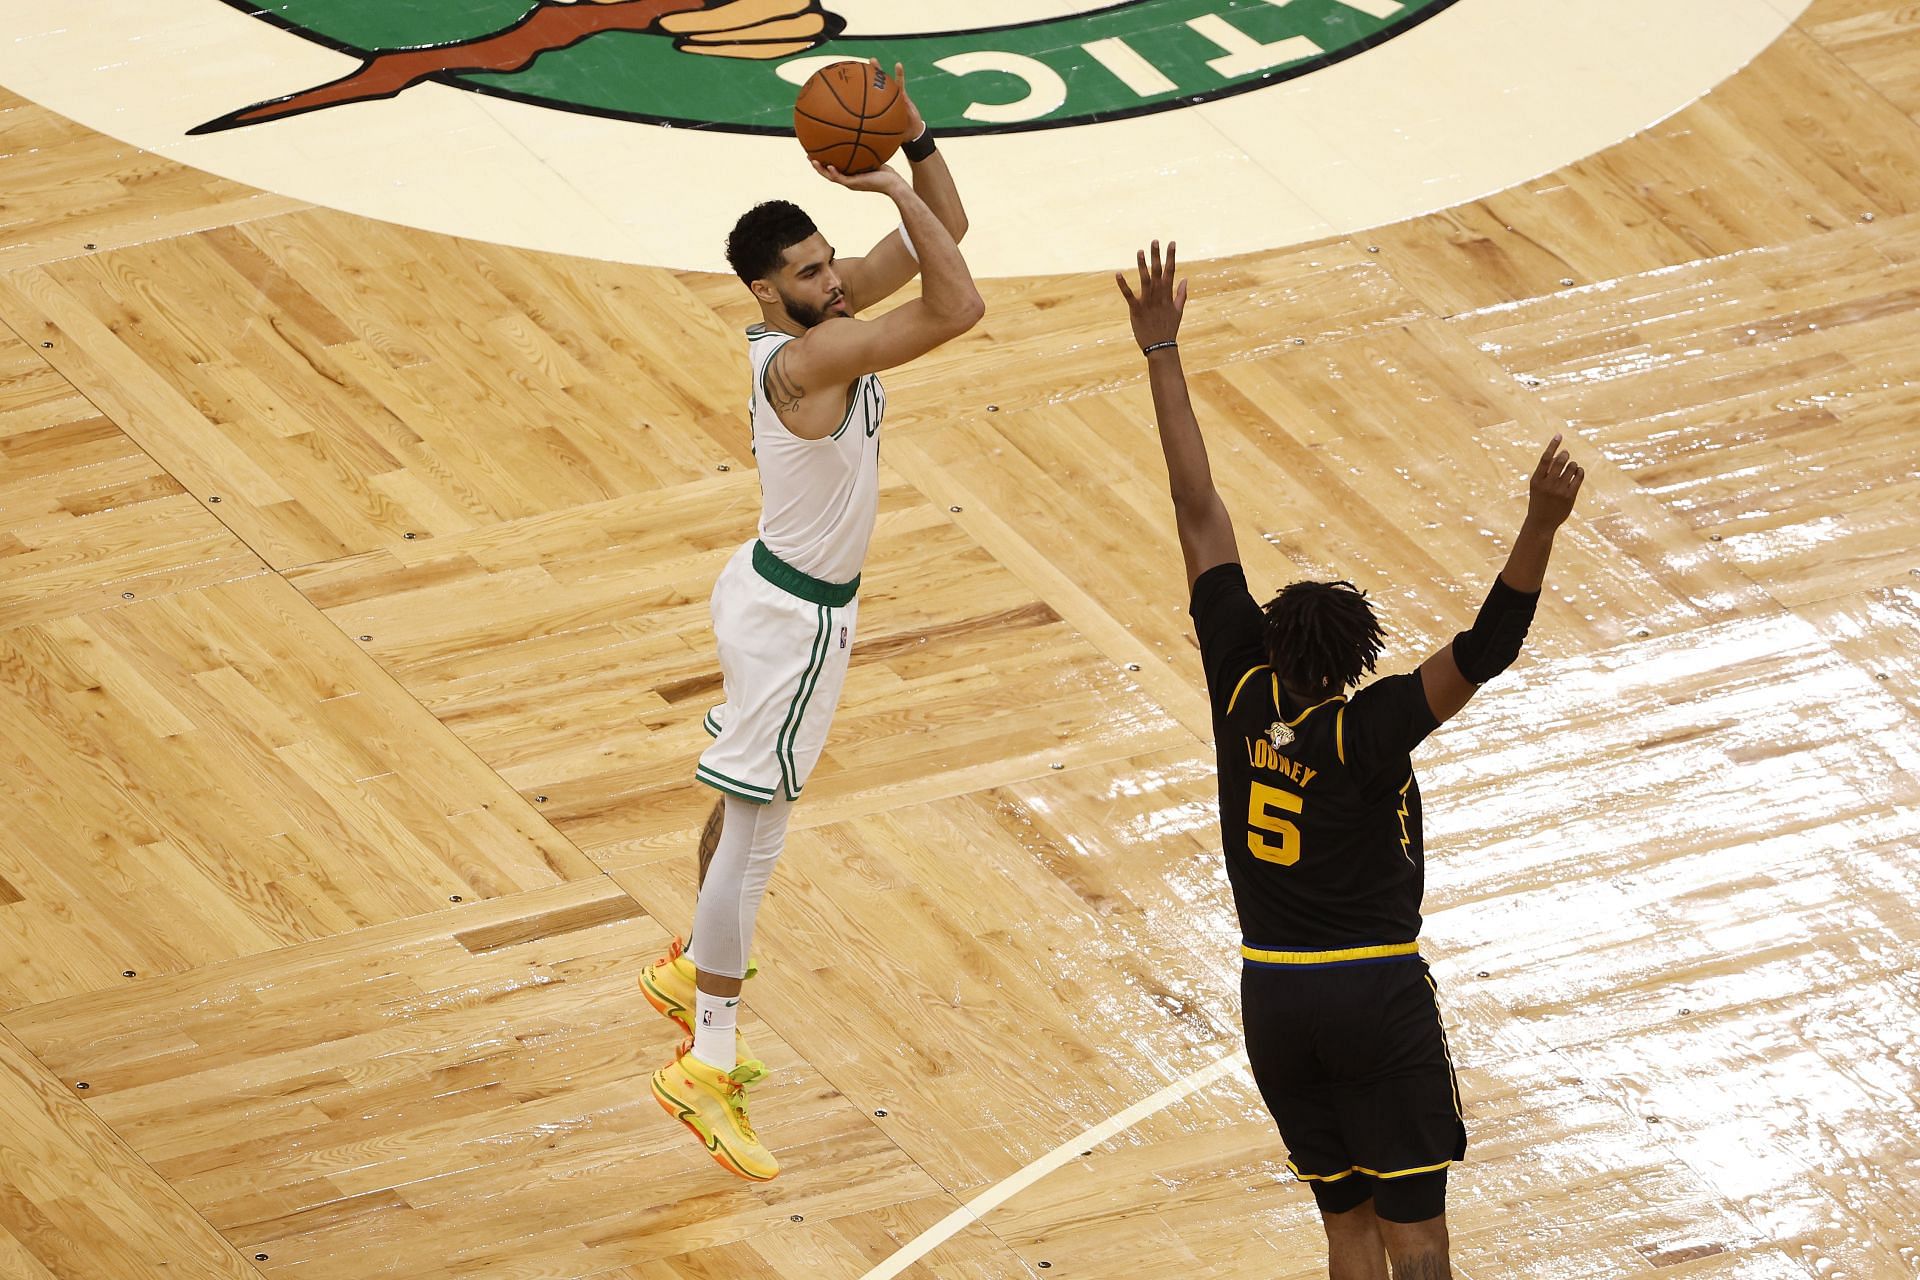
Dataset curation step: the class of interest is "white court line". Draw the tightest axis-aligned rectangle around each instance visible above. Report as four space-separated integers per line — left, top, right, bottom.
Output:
859 1047 1253 1280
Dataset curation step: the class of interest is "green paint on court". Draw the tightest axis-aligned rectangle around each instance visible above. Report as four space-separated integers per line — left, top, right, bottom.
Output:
227 0 1455 133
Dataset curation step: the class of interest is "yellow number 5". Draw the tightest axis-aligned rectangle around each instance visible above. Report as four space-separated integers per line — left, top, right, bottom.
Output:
1248 781 1304 866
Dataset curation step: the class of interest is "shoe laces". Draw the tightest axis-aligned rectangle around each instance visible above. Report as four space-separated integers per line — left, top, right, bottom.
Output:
724 1059 770 1139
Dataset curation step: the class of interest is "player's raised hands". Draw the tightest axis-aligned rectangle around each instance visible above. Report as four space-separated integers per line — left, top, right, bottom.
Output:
1116 240 1187 352
811 158 907 195
1526 433 1585 529
874 59 926 136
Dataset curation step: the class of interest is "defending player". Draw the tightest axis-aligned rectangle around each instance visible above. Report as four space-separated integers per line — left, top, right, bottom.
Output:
642 73 980 1181
1117 241 1583 1278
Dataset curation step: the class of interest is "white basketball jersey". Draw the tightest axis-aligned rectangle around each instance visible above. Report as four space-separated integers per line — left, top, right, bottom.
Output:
746 324 885 585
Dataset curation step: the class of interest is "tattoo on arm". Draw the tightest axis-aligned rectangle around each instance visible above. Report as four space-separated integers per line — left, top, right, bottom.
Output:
766 346 805 415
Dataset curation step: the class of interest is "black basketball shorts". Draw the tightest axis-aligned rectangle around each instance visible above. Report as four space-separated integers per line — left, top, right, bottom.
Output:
1241 955 1466 1217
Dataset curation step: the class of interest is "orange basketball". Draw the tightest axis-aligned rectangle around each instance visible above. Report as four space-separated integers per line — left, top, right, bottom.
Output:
793 62 913 175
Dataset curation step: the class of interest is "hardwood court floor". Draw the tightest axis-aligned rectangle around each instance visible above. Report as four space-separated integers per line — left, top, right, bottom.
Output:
4 4 1920 1277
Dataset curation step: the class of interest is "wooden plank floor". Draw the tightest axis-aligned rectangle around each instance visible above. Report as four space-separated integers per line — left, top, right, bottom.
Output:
5 1 1920 1276
0 88 304 276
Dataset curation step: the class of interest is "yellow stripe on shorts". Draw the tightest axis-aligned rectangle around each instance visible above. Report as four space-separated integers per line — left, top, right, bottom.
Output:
1240 941 1420 966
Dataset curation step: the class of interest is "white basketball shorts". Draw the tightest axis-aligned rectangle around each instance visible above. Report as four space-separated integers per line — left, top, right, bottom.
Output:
696 540 860 804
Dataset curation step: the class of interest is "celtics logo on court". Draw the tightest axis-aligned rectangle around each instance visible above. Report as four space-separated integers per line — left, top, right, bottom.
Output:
198 0 1457 136
0 0 1809 273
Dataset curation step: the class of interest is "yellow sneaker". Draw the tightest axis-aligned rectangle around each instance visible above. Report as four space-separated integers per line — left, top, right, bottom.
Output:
638 937 756 1058
652 1040 780 1181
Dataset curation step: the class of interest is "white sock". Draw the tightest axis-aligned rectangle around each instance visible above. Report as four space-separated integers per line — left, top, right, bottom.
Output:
691 990 739 1071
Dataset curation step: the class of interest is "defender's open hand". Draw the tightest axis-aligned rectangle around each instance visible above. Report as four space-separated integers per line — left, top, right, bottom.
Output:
1116 239 1187 351
1527 434 1586 529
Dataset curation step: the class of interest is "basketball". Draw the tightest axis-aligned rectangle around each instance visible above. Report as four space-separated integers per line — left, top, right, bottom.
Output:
793 61 913 175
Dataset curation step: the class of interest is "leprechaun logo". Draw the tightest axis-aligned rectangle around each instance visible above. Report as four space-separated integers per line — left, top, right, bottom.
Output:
0 0 1809 274
196 0 1458 136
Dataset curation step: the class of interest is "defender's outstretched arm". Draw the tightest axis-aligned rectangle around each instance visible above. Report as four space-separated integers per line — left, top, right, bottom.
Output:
1119 241 1239 588
1418 434 1585 724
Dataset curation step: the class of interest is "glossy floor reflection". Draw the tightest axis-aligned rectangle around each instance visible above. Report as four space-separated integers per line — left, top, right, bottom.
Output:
5 2 1920 1276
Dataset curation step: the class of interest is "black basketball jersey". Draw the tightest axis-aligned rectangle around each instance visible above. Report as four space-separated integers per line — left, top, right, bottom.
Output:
1189 563 1441 961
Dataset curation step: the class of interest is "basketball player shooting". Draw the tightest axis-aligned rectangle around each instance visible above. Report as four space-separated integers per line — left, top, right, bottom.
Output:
641 68 981 1181
1118 241 1583 1278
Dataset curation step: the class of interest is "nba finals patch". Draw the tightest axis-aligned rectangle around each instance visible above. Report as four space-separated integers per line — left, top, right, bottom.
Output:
0 0 1807 274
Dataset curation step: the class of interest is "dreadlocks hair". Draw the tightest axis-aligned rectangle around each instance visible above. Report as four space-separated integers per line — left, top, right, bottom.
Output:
725 200 818 286
1262 580 1386 698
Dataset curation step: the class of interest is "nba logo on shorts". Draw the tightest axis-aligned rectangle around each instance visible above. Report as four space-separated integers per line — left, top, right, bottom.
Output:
839 626 848 650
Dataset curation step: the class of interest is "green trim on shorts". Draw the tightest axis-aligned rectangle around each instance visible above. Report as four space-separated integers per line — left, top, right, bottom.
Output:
695 763 774 805
752 540 859 607
776 604 832 801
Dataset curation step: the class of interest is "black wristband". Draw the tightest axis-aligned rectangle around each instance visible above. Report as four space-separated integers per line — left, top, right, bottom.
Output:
1449 576 1540 685
1142 340 1178 356
903 128 937 163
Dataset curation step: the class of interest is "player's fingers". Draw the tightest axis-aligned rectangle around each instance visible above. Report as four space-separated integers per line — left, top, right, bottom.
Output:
1166 240 1178 282
1137 249 1150 296
1116 272 1137 305
1175 278 1188 309
1150 239 1163 282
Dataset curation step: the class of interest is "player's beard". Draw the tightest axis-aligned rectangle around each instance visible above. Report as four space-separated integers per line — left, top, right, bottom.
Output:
780 288 845 329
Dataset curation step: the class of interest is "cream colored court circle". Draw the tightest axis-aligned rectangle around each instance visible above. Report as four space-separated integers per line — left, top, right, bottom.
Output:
0 0 1807 277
